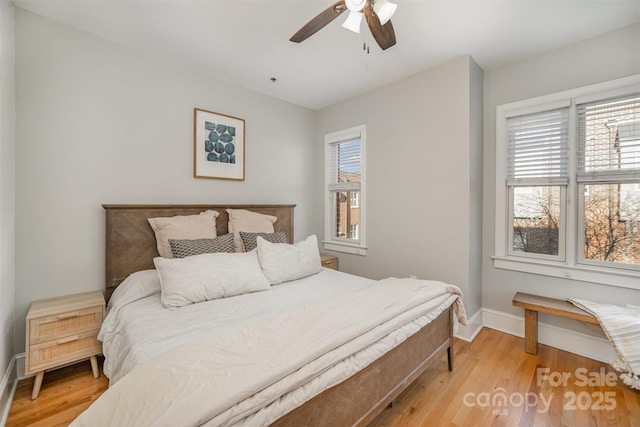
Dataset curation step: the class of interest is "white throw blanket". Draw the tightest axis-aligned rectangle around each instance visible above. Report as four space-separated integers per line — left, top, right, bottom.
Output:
569 298 640 390
72 278 466 426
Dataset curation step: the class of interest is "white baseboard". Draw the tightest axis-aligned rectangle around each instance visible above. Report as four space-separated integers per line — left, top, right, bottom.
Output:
14 353 89 382
482 308 523 337
454 308 483 342
0 355 18 427
482 308 617 363
15 354 26 381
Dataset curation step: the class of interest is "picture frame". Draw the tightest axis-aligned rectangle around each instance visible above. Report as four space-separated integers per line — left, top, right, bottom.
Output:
193 108 245 180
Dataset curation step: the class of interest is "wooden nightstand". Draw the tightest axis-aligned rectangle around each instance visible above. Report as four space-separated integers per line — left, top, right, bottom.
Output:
320 253 339 270
25 291 105 400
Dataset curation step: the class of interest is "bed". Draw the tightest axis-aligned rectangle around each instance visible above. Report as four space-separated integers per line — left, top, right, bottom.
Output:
72 204 466 426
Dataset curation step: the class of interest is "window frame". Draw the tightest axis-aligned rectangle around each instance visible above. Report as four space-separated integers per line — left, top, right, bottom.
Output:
324 125 367 255
494 75 640 290
575 96 640 272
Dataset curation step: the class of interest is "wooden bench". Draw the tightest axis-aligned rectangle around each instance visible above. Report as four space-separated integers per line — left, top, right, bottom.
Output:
512 292 600 354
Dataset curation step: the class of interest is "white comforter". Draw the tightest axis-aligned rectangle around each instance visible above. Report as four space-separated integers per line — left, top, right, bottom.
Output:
73 269 466 426
101 269 379 384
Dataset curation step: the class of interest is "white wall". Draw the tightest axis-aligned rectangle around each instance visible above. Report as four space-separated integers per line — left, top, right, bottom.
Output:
482 23 640 330
0 0 16 403
316 56 483 317
13 8 317 353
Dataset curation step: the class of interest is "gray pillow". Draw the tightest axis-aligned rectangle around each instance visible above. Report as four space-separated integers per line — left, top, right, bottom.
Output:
169 233 235 258
239 231 287 252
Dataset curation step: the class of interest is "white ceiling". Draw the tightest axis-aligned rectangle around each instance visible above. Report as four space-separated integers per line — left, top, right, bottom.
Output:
14 0 640 110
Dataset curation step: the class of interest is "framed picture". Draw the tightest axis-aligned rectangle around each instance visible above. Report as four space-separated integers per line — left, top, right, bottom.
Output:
193 108 245 180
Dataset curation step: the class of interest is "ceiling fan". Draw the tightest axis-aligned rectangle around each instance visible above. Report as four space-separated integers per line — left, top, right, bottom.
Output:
290 0 397 51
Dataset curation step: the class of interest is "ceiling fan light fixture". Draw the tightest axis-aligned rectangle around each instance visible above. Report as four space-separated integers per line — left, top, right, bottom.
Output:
342 10 363 33
373 0 397 25
345 0 367 12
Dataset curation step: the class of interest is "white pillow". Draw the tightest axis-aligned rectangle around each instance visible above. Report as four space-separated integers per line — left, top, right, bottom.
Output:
154 251 271 309
148 210 219 258
257 234 322 285
108 270 161 312
227 209 277 252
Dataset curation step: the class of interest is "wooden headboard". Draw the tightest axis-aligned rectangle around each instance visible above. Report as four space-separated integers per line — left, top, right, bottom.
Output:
103 204 295 301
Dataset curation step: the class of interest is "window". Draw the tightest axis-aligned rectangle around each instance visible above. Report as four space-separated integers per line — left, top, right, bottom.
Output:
324 125 366 255
349 224 359 240
577 96 640 268
507 107 569 261
495 75 640 289
350 191 360 208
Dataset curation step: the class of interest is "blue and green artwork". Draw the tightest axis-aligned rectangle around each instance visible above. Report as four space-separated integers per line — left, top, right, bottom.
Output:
204 121 236 164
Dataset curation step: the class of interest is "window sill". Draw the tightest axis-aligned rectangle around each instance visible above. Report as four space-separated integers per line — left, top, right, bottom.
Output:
492 256 639 290
323 241 367 256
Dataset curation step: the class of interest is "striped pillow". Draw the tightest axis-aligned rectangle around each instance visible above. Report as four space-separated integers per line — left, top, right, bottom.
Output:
169 233 235 258
239 231 288 252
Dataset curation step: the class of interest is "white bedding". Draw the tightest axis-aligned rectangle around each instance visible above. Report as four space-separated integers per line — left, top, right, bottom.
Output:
101 268 377 384
78 269 466 426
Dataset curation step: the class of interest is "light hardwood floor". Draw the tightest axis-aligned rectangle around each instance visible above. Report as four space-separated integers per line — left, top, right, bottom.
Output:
6 328 639 427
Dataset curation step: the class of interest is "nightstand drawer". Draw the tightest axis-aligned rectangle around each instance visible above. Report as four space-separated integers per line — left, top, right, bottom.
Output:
29 306 103 345
320 254 338 270
28 330 101 373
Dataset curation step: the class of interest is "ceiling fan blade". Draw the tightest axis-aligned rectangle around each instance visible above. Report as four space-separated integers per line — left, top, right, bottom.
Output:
290 0 348 43
364 3 396 50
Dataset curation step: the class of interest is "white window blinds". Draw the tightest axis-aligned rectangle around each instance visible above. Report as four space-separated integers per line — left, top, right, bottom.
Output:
577 95 640 182
506 108 570 186
328 138 361 192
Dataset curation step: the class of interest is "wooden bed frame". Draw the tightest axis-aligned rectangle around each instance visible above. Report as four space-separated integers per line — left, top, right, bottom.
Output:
102 203 454 426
